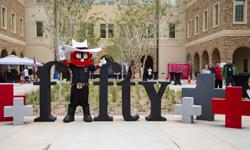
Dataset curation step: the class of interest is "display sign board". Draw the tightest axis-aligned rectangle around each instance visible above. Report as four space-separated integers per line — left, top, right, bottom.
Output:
168 64 191 79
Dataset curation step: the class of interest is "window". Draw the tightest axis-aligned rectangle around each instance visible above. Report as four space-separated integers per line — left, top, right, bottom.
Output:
11 12 16 33
81 0 94 5
1 6 7 30
142 0 154 4
143 25 154 38
100 24 114 38
194 16 199 35
169 23 176 38
120 0 135 6
120 0 126 5
100 0 114 5
36 21 43 37
36 0 43 4
100 0 106 5
187 20 191 38
128 0 135 5
100 24 106 38
108 0 114 5
203 10 208 31
108 24 114 38
213 3 220 27
87 24 94 37
80 23 94 37
234 0 247 23
243 59 248 72
19 17 24 36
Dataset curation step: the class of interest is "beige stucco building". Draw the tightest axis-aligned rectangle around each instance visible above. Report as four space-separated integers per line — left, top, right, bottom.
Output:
21 0 187 79
159 0 186 79
24 0 54 63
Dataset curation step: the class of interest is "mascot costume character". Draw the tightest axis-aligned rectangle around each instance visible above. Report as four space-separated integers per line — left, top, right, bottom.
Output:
59 39 106 123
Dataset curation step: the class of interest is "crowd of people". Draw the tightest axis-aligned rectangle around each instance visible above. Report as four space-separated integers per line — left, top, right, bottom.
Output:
0 66 35 83
0 59 240 86
201 60 238 88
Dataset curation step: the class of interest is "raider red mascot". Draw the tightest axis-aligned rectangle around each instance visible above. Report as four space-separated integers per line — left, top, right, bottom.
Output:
59 39 106 123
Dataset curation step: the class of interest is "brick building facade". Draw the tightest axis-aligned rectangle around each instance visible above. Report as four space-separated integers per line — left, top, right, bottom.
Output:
0 0 25 58
185 0 250 76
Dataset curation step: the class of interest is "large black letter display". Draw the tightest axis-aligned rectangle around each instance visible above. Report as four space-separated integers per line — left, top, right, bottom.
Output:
94 62 121 121
34 61 70 122
35 61 172 122
140 81 170 121
121 72 139 121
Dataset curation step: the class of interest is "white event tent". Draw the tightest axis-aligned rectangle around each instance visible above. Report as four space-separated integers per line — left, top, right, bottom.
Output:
0 55 43 66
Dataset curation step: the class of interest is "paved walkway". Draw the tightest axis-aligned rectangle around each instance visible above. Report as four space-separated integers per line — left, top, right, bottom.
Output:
0 115 249 150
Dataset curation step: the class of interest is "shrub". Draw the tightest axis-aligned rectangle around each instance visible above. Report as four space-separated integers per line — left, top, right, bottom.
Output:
26 81 181 115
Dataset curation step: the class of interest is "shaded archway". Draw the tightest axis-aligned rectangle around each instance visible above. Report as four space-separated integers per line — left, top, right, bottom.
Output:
233 47 250 73
20 52 24 58
186 54 191 63
1 49 8 58
141 55 153 70
193 53 200 74
141 55 153 80
0 50 8 82
202 50 209 69
11 51 16 56
212 48 221 65
187 53 192 77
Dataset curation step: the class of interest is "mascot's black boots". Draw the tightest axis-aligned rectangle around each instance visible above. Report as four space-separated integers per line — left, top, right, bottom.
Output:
83 106 92 122
63 106 76 123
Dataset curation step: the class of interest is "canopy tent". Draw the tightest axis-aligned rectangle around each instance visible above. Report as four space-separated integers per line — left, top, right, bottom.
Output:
0 55 43 66
22 57 43 66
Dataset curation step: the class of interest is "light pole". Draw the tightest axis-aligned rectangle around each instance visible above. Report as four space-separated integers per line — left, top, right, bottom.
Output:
156 0 160 79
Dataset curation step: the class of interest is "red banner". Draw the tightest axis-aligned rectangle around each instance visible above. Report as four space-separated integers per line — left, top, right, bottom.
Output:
168 64 191 79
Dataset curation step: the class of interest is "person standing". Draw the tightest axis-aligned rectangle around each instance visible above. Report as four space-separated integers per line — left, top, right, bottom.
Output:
214 63 223 88
201 65 211 74
222 60 238 86
23 67 29 83
209 63 215 74
147 67 153 80
28 67 33 81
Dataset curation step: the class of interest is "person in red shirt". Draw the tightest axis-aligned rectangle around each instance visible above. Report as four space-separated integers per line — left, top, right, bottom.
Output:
214 63 223 88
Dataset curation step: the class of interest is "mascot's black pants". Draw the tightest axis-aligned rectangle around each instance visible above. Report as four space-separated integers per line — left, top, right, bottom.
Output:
69 84 89 108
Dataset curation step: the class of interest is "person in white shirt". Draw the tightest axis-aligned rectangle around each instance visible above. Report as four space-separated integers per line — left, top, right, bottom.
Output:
23 67 29 83
201 65 211 74
147 67 153 80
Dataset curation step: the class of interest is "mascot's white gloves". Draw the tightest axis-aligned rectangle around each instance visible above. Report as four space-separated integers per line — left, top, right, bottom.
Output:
58 45 66 61
99 58 107 67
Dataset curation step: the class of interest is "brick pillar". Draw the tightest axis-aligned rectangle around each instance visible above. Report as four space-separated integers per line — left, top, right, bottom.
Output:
221 48 234 63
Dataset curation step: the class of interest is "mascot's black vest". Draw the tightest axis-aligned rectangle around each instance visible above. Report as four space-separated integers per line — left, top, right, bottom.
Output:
69 64 96 84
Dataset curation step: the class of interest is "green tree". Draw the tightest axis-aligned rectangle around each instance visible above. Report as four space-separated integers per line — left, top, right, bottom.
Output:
108 0 173 78
42 0 99 60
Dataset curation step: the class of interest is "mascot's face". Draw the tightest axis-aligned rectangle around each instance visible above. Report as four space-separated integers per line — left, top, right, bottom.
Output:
70 51 93 67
